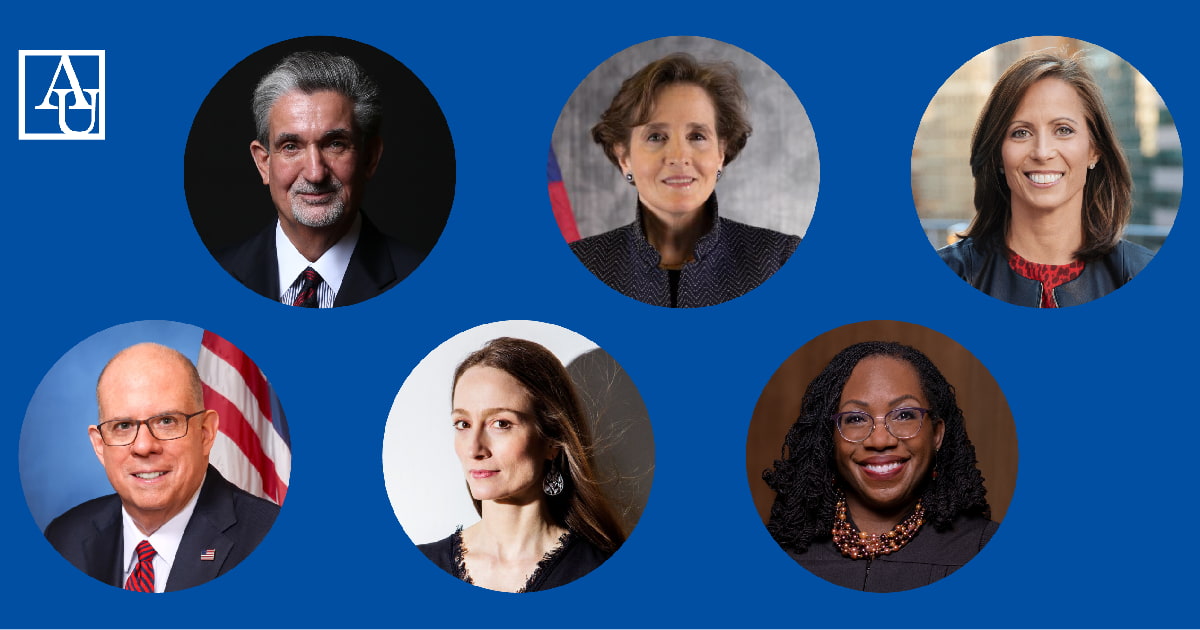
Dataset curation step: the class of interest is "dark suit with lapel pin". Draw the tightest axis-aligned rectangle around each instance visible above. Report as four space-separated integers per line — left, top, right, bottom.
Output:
216 214 422 307
44 465 279 591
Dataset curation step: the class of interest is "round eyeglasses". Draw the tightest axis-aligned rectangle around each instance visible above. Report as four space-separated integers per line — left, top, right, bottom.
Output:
832 407 930 443
96 410 207 446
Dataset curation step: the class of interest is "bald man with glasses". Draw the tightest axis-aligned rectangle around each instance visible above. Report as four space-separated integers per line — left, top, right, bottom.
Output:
44 343 279 591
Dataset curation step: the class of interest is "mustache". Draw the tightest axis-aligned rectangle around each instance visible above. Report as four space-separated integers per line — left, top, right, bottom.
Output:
290 179 343 195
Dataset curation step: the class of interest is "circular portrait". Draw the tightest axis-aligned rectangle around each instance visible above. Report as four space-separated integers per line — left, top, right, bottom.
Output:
383 320 654 592
551 36 818 308
185 35 455 308
20 320 290 592
747 320 1017 592
913 36 1180 308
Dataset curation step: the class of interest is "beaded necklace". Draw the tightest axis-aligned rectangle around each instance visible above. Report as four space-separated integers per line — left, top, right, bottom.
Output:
831 493 925 560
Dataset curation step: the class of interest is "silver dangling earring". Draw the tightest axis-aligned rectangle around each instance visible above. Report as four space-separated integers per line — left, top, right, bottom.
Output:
716 169 723 181
543 459 564 496
625 172 635 185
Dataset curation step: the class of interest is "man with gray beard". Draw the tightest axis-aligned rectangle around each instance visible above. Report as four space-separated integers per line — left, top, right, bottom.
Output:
216 51 420 307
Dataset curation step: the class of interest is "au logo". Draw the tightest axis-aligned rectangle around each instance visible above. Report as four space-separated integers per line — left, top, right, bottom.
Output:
19 50 105 140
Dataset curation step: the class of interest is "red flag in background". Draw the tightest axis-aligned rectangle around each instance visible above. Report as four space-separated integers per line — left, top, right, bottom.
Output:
549 146 581 243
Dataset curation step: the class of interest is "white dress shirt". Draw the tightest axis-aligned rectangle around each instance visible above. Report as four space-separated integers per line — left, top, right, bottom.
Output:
276 213 362 308
120 479 203 593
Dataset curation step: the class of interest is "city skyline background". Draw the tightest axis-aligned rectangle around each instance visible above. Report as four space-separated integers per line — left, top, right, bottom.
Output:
911 36 1181 252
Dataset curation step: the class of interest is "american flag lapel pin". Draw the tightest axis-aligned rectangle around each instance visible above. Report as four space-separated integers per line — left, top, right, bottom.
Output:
200 549 216 561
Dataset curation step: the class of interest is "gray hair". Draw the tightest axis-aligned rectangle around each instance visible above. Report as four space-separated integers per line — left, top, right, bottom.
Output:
252 51 382 147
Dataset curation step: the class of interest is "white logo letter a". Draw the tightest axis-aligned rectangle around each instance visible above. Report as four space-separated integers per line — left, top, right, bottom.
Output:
33 55 99 135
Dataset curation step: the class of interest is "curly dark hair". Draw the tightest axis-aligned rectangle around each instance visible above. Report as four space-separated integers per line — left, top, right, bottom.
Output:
762 341 990 553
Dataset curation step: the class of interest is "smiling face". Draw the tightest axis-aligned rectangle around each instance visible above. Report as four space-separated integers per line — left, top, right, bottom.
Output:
1001 78 1100 220
89 344 218 536
452 366 555 505
617 83 726 220
834 356 943 529
250 89 382 229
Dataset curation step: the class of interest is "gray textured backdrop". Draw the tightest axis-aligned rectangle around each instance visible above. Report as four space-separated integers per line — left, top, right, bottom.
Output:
551 36 819 240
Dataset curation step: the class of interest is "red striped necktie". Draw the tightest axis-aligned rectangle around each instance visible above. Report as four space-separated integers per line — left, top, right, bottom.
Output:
293 267 322 308
124 540 156 592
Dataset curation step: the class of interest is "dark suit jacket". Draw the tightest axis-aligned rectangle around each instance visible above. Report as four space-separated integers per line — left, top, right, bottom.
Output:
215 214 422 307
44 465 280 591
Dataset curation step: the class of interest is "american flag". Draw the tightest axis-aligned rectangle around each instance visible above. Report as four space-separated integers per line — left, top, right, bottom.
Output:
197 330 291 505
548 146 580 243
200 549 216 561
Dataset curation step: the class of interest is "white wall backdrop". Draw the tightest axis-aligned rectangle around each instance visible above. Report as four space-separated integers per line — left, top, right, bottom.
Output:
382 320 654 545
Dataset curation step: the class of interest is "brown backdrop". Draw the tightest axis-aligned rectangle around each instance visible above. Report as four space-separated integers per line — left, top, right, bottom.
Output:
746 320 1017 525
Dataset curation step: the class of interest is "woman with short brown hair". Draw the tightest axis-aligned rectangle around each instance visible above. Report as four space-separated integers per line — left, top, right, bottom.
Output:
573 53 800 308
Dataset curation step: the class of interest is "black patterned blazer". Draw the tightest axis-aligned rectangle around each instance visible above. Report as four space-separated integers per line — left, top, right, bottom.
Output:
570 195 800 308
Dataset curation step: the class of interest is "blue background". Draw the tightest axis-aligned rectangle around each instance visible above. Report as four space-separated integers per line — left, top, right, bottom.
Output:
20 322 205 531
5 1 1192 627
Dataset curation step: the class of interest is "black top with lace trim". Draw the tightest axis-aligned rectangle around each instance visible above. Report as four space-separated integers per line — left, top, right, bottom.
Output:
418 526 611 592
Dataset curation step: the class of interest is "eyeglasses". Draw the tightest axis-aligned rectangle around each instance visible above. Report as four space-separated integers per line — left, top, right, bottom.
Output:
96 410 207 446
832 407 931 443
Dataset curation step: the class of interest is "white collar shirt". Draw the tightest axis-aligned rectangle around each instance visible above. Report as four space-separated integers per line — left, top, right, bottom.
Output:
120 476 203 593
275 213 362 308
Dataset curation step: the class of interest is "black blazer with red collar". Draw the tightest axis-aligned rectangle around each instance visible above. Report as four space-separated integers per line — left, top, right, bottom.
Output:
44 465 279 591
215 214 422 307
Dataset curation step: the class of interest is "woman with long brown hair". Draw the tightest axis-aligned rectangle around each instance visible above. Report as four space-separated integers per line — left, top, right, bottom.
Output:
939 51 1153 307
418 337 625 592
